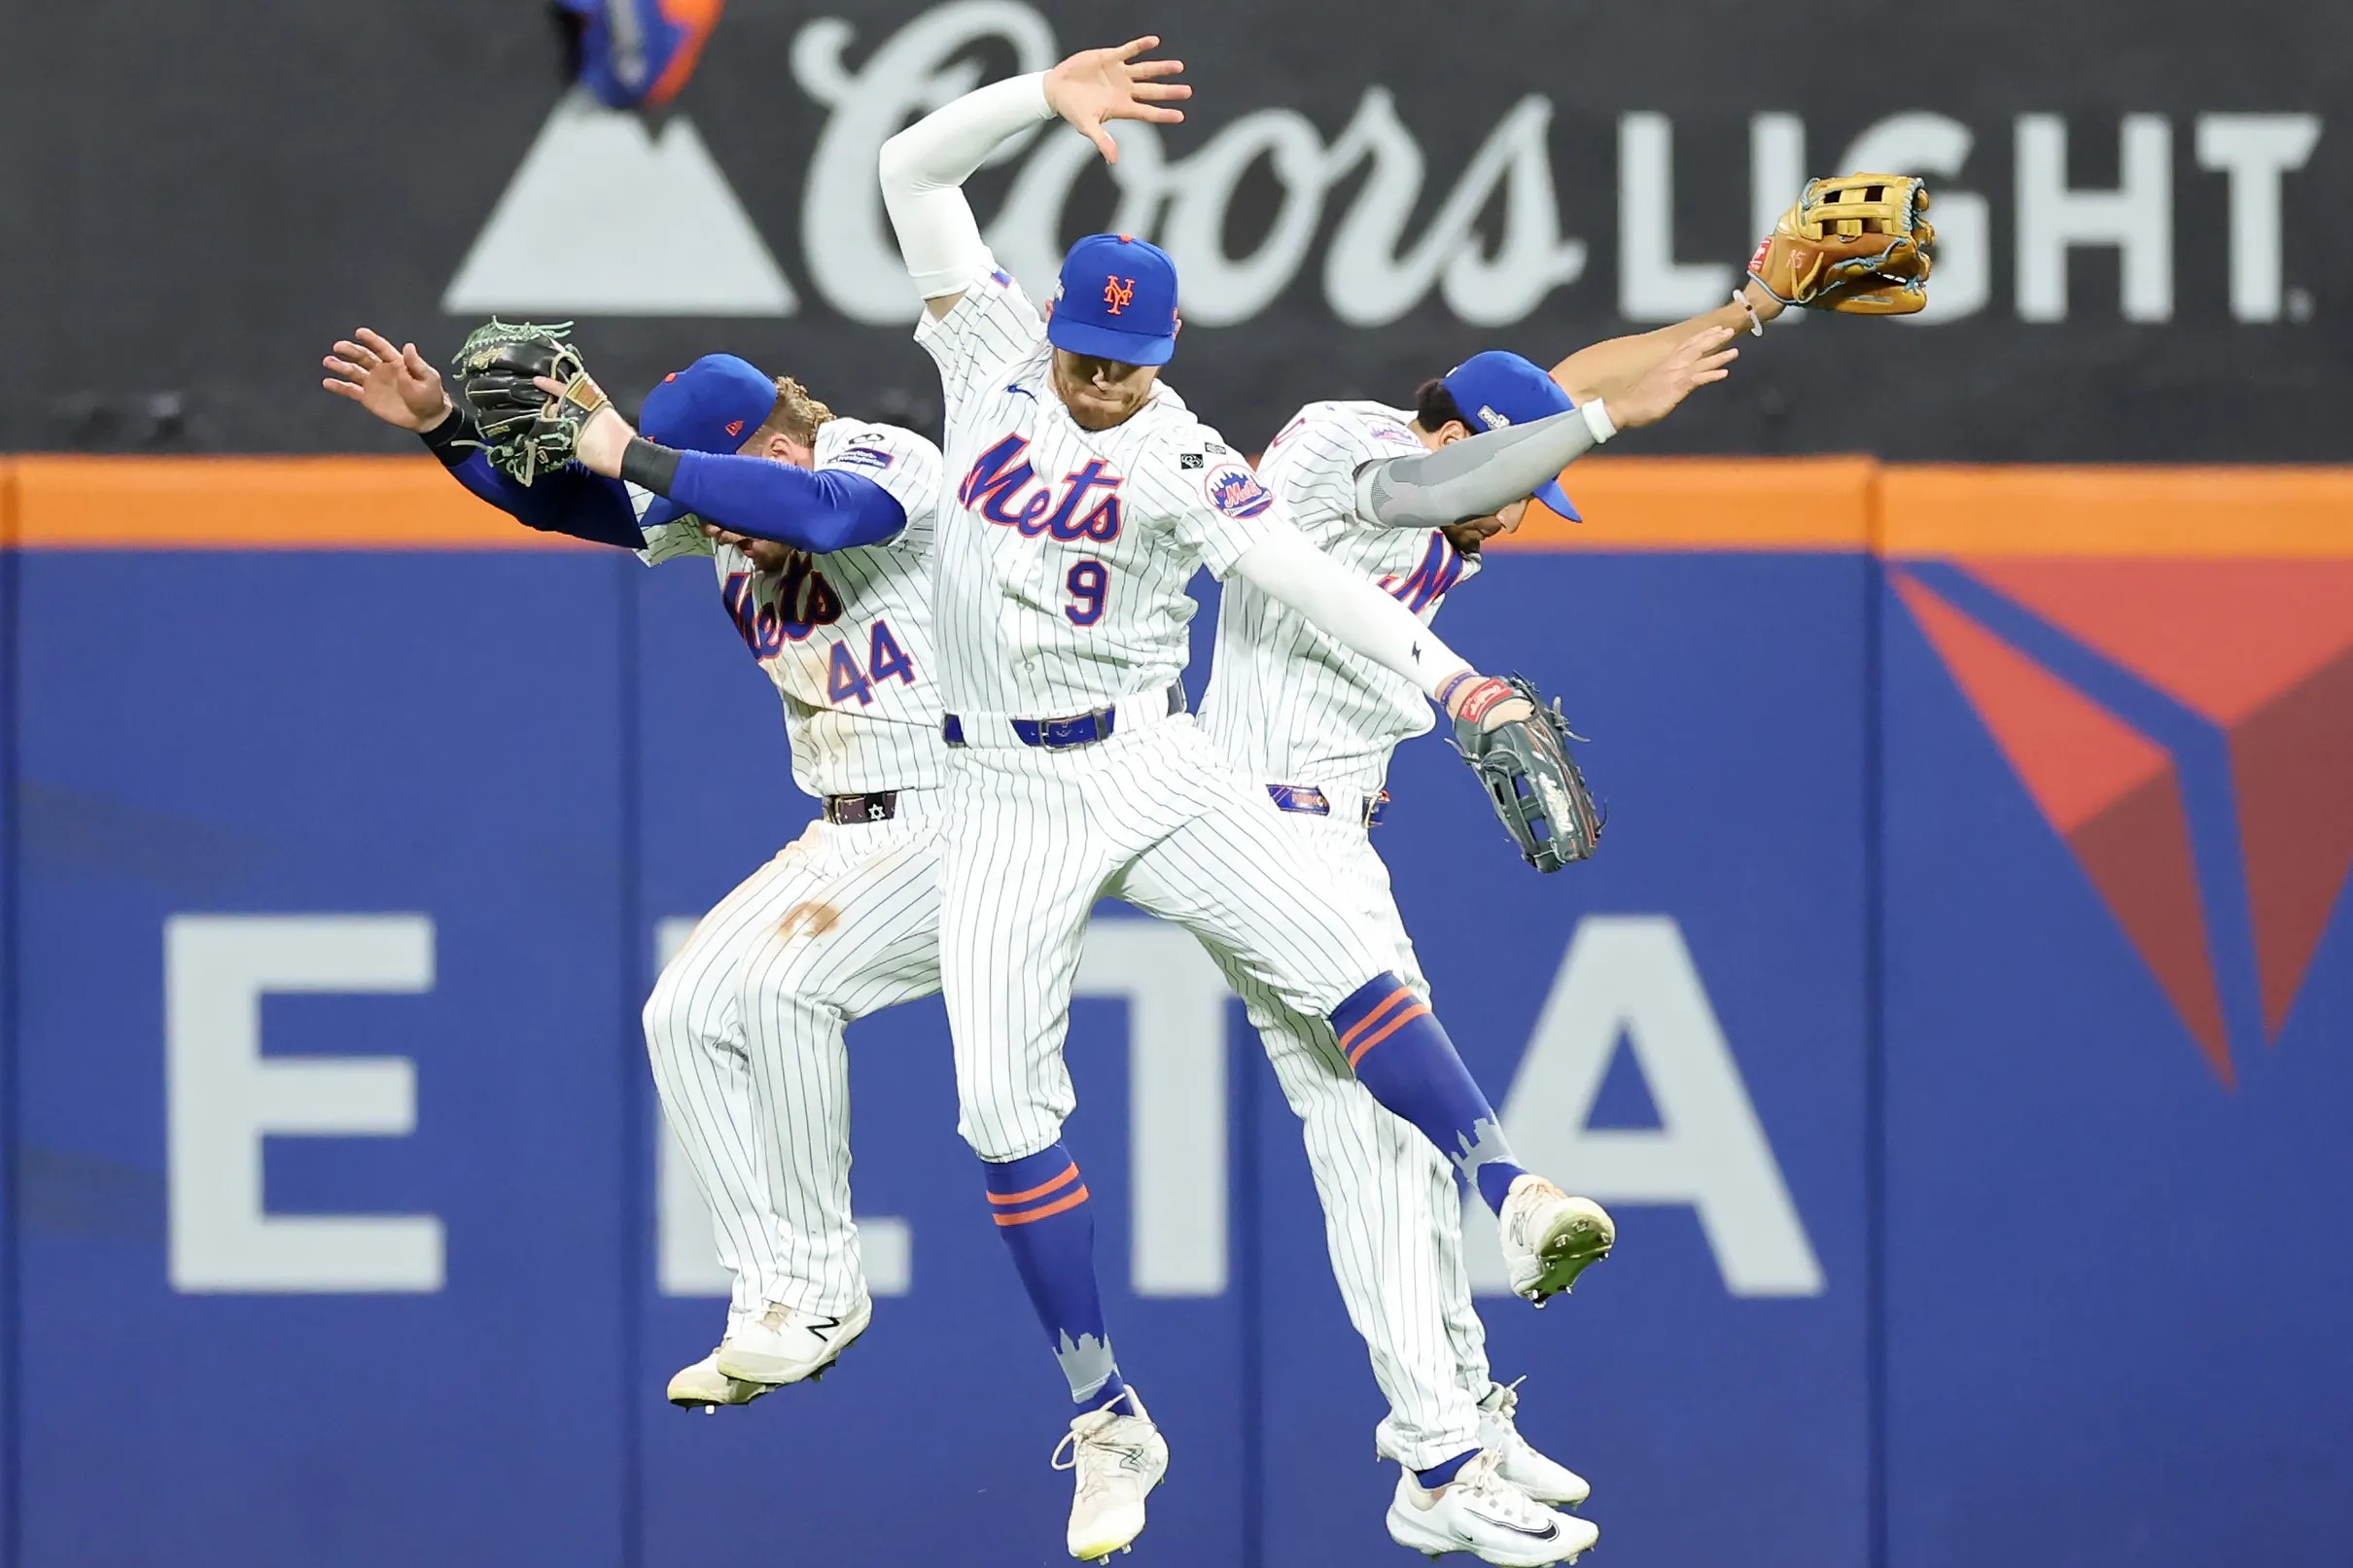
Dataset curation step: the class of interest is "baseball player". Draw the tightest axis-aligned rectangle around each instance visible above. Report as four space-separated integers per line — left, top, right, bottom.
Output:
1199 170 1931 1558
870 38 1751 1563
321 329 945 1408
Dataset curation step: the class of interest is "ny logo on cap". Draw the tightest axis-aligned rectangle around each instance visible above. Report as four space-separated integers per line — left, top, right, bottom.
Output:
1103 276 1136 314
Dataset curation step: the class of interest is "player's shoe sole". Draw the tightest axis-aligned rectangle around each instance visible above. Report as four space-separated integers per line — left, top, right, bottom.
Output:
1517 1197 1615 1305
666 1353 773 1413
1384 1492 1597 1565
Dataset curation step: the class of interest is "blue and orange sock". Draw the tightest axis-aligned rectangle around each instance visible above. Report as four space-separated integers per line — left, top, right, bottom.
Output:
1332 973 1528 1213
984 1143 1129 1408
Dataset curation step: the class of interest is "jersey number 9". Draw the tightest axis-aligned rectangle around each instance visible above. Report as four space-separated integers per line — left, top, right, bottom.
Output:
1065 560 1109 627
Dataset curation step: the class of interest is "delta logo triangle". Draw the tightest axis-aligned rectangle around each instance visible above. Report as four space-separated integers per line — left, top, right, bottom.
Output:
443 87 795 318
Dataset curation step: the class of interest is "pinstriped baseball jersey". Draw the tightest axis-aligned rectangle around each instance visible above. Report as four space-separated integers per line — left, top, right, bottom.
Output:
636 416 948 796
1201 401 1480 794
915 260 1273 716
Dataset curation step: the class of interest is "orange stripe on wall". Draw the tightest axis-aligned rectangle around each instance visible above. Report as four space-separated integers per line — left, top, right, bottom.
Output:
1880 467 2353 558
10 456 598 550
2 457 2349 556
1489 456 1879 551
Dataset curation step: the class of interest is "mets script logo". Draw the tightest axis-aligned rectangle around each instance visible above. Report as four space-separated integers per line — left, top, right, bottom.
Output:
1896 560 2353 1085
1379 532 1465 613
1104 275 1136 314
959 435 1123 541
1203 463 1274 521
720 560 840 657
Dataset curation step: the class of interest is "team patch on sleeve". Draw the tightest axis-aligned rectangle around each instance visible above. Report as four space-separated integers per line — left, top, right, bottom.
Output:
1203 462 1275 520
1371 423 1420 446
831 445 896 470
1179 452 1205 470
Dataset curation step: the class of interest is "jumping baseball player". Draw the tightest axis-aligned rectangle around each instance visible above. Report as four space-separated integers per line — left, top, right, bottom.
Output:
867 37 1767 1563
321 329 945 1408
1194 169 1932 1558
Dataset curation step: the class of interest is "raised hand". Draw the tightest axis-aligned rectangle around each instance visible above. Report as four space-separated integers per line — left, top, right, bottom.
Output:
1043 35 1190 164
321 327 451 432
1611 326 1738 430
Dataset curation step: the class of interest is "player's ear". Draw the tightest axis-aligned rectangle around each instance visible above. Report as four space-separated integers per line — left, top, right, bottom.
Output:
1173 312 1182 338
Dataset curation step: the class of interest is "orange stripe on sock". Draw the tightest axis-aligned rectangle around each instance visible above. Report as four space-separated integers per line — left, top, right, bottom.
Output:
992 1186 1091 1226
1337 988 1416 1054
986 1162 1080 1206
1346 1002 1432 1069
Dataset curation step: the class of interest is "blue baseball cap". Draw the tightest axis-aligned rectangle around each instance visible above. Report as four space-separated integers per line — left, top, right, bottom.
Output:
1047 233 1179 366
1439 350 1583 523
637 354 777 529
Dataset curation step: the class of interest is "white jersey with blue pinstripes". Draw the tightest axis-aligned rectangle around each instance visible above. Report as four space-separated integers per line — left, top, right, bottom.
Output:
635 416 948 797
1201 401 1481 795
915 259 1273 718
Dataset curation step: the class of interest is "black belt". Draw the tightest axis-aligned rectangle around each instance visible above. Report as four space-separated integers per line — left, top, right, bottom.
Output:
823 790 898 825
1267 784 1389 828
943 682 1186 750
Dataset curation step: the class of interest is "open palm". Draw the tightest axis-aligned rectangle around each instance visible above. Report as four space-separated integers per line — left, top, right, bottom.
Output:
321 327 450 432
1043 36 1190 164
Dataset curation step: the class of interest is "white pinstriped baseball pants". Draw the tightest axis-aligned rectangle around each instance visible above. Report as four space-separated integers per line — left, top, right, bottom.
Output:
936 714 1489 1461
640 795 942 1322
1211 807 1493 1467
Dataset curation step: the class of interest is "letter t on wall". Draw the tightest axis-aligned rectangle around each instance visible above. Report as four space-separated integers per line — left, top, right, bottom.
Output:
165 915 443 1292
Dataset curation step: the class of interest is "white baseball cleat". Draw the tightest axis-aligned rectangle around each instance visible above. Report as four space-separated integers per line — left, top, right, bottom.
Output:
1498 1177 1615 1305
665 1348 772 1412
1053 1388 1170 1562
1478 1378 1590 1508
714 1293 873 1386
1386 1449 1598 1566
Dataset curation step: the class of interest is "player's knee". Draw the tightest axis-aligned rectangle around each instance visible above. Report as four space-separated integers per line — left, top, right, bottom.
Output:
956 1114 1065 1165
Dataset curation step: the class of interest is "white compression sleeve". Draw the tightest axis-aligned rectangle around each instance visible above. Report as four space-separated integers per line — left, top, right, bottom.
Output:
1352 401 1611 529
878 72 1053 299
1228 526 1475 702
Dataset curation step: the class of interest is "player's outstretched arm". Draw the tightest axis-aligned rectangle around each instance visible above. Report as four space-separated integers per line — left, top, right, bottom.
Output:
1548 285 1780 406
879 36 1187 318
1355 328 1738 529
550 381 906 554
321 327 642 549
1227 525 1493 706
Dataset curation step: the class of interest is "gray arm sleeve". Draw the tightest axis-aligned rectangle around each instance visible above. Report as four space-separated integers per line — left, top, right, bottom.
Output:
1352 407 1598 529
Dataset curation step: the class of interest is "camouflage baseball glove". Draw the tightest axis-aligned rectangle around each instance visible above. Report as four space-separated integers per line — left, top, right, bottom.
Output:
1748 173 1935 315
450 319 610 483
1451 675 1605 873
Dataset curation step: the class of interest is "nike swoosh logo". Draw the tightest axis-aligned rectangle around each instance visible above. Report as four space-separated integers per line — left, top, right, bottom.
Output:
1462 1508 1558 1541
1007 384 1036 400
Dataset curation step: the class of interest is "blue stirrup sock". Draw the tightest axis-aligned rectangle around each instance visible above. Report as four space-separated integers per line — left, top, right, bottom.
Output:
1331 973 1528 1213
983 1143 1129 1408
1417 1448 1481 1490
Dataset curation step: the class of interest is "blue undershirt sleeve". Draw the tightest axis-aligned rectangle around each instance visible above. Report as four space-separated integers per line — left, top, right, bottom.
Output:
666 452 907 553
441 450 645 551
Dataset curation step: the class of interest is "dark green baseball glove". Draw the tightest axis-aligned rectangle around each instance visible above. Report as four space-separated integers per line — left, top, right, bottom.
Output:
450 319 608 484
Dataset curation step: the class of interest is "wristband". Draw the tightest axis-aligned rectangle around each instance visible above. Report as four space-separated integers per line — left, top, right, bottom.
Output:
417 401 476 465
619 436 684 496
1451 676 1518 726
1732 288 1766 337
1579 399 1617 444
1435 670 1481 712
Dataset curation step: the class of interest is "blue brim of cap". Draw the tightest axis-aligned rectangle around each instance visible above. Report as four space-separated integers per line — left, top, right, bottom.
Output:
640 496 689 532
1536 477 1582 524
1046 314 1176 367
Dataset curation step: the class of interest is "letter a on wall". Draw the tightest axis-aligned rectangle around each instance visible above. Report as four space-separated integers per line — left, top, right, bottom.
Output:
1467 915 1825 1298
443 87 795 317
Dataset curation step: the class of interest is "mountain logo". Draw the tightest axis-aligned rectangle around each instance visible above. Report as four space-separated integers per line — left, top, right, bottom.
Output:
443 87 794 319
